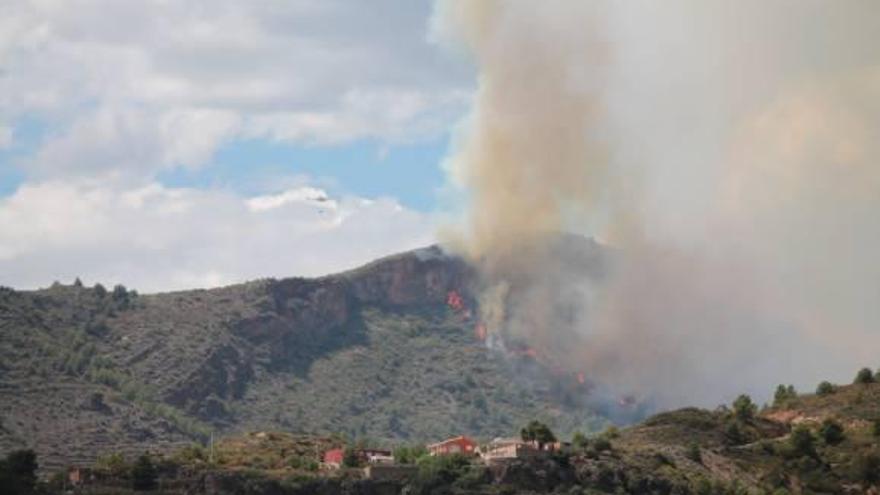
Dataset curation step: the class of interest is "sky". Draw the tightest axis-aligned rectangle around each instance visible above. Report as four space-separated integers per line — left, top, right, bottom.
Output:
0 0 473 291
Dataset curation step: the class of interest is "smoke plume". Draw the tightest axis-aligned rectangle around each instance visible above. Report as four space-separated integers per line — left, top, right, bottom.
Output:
434 0 880 409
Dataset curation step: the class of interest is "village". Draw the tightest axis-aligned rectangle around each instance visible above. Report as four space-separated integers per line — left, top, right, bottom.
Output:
321 424 571 482
57 419 583 492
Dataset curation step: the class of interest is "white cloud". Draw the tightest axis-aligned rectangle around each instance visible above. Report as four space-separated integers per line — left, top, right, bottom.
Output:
246 187 336 212
0 0 472 177
0 180 436 291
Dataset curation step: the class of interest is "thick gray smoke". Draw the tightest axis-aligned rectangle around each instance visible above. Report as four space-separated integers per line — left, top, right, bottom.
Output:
433 0 880 408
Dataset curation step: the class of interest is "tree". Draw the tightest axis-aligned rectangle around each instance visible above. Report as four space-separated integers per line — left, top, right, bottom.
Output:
112 284 130 308
131 454 157 491
732 394 757 422
854 367 875 384
0 449 37 495
95 452 128 477
816 381 835 396
393 445 427 464
724 422 747 446
94 283 107 298
342 447 360 468
686 443 702 464
818 418 845 445
571 431 589 451
773 385 797 406
788 426 815 458
520 420 557 449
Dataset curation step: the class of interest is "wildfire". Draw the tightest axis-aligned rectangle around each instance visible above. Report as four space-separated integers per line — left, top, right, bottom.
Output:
446 290 464 311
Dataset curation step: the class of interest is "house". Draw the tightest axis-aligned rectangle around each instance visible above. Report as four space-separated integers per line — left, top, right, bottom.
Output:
427 436 477 456
323 448 345 468
362 449 394 465
479 438 538 463
323 447 394 469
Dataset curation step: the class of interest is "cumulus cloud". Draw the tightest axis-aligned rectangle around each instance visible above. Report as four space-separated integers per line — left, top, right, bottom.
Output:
0 0 462 290
1 0 471 176
0 181 435 291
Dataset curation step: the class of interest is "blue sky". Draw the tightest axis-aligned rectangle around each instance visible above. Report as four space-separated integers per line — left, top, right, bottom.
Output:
158 135 450 212
0 0 473 291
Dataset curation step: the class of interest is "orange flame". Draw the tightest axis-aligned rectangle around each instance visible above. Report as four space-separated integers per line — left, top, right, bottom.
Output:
446 290 464 311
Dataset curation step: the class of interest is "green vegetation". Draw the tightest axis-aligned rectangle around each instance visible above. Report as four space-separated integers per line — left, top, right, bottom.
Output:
520 419 557 448
732 394 757 422
39 366 880 495
787 426 816 458
685 442 702 463
571 431 588 451
393 444 427 464
341 447 360 468
773 384 797 406
410 453 474 495
130 454 157 491
95 452 129 477
853 450 880 484
0 254 608 472
854 367 875 384
0 450 37 495
818 418 844 445
816 380 835 396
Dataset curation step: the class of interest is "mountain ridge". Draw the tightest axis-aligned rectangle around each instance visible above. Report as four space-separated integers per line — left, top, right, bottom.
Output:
0 239 617 473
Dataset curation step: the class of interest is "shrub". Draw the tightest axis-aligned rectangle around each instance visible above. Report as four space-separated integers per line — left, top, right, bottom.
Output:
572 431 589 451
412 454 471 494
774 385 797 406
816 381 835 396
732 394 757 422
788 426 816 458
95 452 129 477
685 443 702 463
602 425 620 439
724 422 748 446
393 445 427 464
592 437 612 452
175 444 207 464
131 454 157 491
0 449 38 495
854 367 875 384
818 419 845 445
342 447 360 468
852 451 880 484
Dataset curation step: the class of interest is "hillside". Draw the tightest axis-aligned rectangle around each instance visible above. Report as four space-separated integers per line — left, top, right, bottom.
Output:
15 373 880 494
0 239 620 472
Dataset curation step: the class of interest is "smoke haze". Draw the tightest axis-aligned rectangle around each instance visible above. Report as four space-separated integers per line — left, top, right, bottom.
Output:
433 0 880 408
